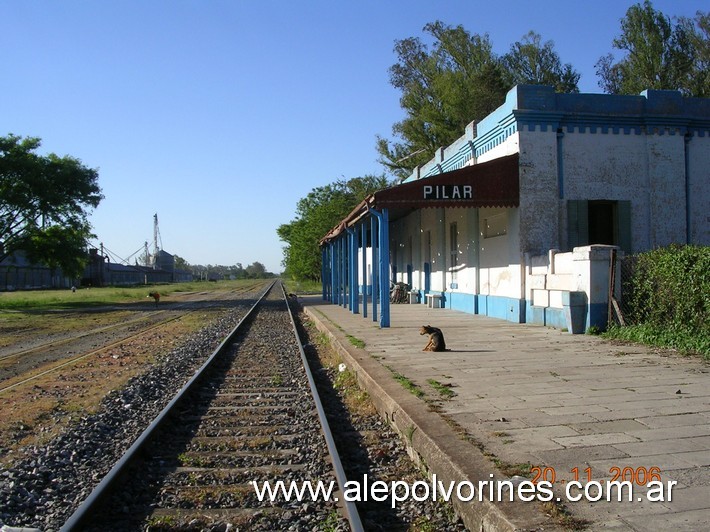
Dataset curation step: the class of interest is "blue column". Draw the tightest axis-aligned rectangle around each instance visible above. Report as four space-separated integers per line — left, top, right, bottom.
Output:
321 247 327 300
369 208 390 328
380 208 390 327
337 237 343 306
361 221 367 319
338 235 348 308
347 227 359 314
332 240 339 305
341 236 348 309
371 214 378 323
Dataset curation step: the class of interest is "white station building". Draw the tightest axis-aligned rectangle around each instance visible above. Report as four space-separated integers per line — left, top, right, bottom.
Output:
320 85 710 331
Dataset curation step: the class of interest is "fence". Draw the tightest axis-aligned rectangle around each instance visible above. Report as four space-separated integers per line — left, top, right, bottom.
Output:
616 254 639 326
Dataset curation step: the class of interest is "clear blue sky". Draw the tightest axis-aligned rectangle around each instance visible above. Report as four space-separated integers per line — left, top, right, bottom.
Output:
1 0 703 273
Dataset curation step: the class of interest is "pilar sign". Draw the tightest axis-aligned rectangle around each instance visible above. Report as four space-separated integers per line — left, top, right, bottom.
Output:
422 184 472 200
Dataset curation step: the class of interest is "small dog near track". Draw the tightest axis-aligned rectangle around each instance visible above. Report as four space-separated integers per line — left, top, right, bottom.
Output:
148 291 160 308
420 325 449 352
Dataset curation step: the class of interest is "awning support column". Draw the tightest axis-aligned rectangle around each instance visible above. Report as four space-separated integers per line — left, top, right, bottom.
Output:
368 207 390 328
340 236 347 308
370 213 378 323
361 221 367 319
334 237 341 305
321 246 329 301
347 227 359 314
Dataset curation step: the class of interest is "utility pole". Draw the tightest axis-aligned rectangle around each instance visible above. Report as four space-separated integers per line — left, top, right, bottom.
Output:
152 213 163 269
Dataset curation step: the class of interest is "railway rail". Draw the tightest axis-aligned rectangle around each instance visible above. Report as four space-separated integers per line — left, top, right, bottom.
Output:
0 281 269 394
58 282 362 531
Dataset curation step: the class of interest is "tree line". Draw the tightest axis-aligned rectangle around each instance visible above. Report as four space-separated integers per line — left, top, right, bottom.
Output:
2 2 707 285
280 1 708 281
172 257 276 281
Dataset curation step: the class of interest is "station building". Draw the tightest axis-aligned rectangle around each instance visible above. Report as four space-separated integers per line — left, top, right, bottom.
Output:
320 85 710 331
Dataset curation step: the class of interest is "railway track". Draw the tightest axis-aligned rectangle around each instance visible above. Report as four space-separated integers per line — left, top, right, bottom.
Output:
59 282 362 531
0 281 269 393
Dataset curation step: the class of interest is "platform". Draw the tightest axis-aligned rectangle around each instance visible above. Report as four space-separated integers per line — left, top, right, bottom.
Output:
300 296 710 531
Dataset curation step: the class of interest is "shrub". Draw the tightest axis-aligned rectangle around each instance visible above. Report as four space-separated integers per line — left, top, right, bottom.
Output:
611 245 709 357
629 245 709 332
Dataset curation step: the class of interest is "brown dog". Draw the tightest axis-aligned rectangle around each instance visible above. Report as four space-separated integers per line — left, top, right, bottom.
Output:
420 325 449 352
148 291 160 308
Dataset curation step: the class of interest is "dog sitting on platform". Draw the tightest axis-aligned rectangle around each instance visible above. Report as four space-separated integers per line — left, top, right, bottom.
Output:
420 325 449 352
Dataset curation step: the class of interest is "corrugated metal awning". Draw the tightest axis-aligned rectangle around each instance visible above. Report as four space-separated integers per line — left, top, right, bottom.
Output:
320 153 519 244
374 152 519 209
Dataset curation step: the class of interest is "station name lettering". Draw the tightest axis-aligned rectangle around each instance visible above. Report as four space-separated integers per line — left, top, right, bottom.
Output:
423 185 472 200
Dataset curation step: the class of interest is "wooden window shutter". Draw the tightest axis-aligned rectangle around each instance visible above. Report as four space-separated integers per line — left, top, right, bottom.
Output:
616 200 632 253
567 200 589 250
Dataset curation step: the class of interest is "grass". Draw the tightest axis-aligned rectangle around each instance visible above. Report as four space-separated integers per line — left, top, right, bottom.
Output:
0 279 259 311
321 510 341 532
541 500 591 530
281 278 322 294
491 458 532 478
385 366 424 398
346 334 366 348
404 424 416 444
0 286 239 460
603 323 710 360
333 367 372 411
427 378 455 399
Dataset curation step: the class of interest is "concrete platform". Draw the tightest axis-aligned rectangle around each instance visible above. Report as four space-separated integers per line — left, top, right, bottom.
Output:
301 296 710 531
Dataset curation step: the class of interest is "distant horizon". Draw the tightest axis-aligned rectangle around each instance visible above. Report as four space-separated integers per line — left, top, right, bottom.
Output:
1 0 703 273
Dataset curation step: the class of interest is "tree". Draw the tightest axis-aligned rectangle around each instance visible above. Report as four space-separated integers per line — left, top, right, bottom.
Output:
502 31 580 93
278 175 390 281
377 22 581 179
679 11 710 97
596 1 708 96
174 254 190 272
245 261 266 278
377 21 509 179
0 134 102 276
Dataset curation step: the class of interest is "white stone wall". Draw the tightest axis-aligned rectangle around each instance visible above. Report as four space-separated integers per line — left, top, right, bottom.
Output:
518 127 559 255
383 86 709 329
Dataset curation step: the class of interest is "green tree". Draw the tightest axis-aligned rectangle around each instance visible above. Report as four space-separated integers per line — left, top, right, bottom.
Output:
229 262 245 279
502 31 580 93
174 254 190 272
0 134 102 276
377 22 581 179
278 175 390 281
245 261 267 278
596 1 708 96
679 11 710 97
377 21 508 178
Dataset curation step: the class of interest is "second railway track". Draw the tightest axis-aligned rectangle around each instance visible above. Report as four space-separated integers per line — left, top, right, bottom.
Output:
0 281 268 389
60 282 361 531
1 282 465 531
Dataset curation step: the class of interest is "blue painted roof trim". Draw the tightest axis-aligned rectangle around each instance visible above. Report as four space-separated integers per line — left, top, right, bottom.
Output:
406 85 710 181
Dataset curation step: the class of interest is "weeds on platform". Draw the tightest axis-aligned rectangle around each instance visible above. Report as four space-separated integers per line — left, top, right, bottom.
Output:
427 378 455 399
346 334 366 348
385 365 424 398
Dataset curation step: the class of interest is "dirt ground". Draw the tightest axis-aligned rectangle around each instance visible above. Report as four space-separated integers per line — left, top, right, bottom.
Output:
0 289 247 463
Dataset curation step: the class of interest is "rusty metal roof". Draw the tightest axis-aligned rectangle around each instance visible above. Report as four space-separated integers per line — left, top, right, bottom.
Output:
320 153 519 244
374 153 519 209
